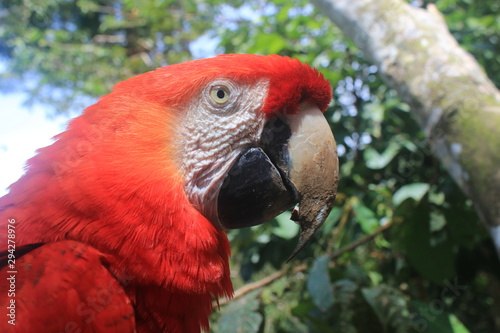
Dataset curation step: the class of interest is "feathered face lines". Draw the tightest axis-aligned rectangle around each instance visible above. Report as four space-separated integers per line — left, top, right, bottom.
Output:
68 54 334 249
177 76 270 225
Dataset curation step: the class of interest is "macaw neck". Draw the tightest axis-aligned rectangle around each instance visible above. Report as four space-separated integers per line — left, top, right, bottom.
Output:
0 134 233 298
0 103 233 333
0 171 233 332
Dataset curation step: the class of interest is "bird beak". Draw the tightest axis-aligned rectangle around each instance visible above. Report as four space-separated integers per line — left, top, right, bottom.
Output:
217 102 339 259
284 103 339 260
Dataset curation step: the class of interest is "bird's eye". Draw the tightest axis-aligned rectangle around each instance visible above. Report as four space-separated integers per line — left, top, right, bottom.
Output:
210 85 230 104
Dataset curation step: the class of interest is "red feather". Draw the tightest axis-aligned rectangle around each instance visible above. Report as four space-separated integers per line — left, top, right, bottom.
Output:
1 241 135 332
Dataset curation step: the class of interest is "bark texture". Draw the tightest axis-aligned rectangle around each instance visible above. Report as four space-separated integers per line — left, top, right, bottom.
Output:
312 0 500 249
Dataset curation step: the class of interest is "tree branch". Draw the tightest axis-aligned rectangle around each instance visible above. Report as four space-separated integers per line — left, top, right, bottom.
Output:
217 264 307 306
311 0 500 252
329 222 392 259
217 222 392 306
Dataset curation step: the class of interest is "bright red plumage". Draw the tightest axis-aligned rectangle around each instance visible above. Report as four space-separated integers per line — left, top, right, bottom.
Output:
0 54 332 332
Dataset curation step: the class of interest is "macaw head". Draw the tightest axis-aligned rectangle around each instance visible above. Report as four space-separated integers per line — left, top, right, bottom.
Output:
125 54 339 258
8 54 338 263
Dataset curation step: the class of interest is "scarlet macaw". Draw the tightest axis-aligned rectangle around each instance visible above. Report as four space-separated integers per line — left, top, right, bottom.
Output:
0 54 338 332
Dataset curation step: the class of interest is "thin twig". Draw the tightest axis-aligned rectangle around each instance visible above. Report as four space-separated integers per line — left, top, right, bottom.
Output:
329 222 393 260
217 263 307 306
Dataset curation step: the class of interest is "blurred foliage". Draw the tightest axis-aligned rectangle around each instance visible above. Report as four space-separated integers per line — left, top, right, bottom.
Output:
1 0 500 332
434 0 500 87
0 0 236 110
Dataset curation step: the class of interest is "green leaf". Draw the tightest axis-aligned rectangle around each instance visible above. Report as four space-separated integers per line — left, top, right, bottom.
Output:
247 32 287 54
261 277 286 303
449 314 471 333
322 207 343 234
429 191 446 205
362 285 409 333
364 141 401 169
291 299 315 317
393 183 430 206
430 211 447 232
215 291 263 333
362 102 385 123
352 199 379 233
307 255 334 311
393 201 455 283
410 301 452 333
409 301 470 333
368 271 383 286
272 211 299 240
331 279 358 333
361 102 384 137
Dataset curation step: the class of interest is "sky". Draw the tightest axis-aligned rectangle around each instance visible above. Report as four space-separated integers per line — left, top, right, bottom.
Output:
0 93 72 196
0 2 261 198
0 28 229 198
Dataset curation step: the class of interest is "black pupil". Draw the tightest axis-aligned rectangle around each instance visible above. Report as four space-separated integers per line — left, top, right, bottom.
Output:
217 89 225 99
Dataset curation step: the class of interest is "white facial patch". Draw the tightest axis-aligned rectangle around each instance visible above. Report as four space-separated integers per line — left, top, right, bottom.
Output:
177 78 270 226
